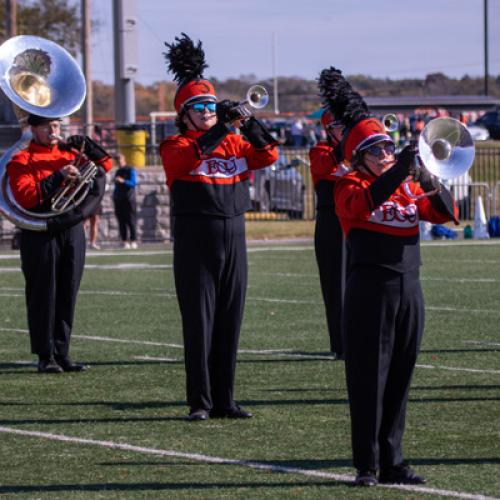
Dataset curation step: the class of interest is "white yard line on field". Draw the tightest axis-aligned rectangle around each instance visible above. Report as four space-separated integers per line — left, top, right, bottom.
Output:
416 364 500 374
133 355 179 362
463 340 500 347
1 328 497 373
0 426 496 500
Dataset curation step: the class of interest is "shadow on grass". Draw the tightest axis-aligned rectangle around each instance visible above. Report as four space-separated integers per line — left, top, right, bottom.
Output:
0 480 347 495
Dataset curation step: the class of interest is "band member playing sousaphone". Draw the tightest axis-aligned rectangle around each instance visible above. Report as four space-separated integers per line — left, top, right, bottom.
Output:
309 68 351 358
6 115 112 373
0 36 113 373
160 33 278 421
328 68 459 486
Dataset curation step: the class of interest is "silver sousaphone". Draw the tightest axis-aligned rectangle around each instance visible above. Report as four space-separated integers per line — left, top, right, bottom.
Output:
0 35 87 231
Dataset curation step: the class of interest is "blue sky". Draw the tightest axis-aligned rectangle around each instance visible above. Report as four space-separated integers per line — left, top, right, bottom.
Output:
89 0 500 84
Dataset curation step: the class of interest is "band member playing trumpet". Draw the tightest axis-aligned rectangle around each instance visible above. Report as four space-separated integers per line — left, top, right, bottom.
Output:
309 68 350 357
7 114 112 373
326 69 458 486
160 34 278 421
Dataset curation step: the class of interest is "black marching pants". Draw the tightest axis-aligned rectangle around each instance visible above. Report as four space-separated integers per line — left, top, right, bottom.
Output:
343 266 424 471
114 197 137 242
173 214 247 411
20 223 86 358
314 207 345 354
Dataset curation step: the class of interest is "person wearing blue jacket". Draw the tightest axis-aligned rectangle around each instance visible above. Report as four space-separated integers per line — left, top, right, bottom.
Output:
113 153 138 249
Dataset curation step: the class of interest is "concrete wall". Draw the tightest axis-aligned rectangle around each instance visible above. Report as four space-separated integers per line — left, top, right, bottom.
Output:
0 167 171 248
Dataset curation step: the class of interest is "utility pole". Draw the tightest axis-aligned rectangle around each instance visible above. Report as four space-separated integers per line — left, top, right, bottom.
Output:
272 32 279 115
484 0 489 95
81 0 93 136
112 0 138 124
5 0 17 38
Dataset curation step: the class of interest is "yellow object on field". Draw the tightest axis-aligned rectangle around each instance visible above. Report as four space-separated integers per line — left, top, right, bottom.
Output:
116 128 147 167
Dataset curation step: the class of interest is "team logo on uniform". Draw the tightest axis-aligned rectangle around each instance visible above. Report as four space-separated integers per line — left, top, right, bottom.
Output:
191 156 248 178
206 157 238 175
373 201 418 226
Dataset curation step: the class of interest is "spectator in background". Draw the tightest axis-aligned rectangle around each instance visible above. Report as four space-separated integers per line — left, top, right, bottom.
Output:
84 205 102 250
290 118 304 146
113 153 138 249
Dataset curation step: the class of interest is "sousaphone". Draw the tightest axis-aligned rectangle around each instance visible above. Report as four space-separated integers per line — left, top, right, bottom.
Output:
0 35 86 231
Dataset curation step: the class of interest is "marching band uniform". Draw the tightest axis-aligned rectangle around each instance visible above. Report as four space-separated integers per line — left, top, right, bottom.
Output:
161 34 278 420
323 69 458 486
309 110 349 356
7 116 112 373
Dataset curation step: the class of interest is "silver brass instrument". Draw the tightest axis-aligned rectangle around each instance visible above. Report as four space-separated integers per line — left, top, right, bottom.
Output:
417 117 475 180
382 113 399 133
244 85 269 110
0 35 87 231
50 138 98 213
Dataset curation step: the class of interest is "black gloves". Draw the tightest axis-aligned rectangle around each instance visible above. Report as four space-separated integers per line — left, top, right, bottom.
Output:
216 100 251 124
196 122 230 157
39 170 65 202
46 167 106 233
417 164 441 193
61 135 109 162
368 145 417 209
240 117 278 149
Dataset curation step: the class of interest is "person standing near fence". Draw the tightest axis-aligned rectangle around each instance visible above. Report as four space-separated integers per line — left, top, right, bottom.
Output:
160 34 278 421
309 68 350 357
330 69 458 487
113 153 138 249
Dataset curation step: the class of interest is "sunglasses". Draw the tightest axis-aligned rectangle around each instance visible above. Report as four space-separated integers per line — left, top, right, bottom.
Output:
365 143 396 157
189 102 217 113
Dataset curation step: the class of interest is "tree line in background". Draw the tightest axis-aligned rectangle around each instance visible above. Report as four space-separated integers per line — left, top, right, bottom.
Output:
107 73 500 120
2 0 499 120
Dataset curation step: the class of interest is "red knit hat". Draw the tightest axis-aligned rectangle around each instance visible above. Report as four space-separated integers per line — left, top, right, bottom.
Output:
164 33 217 114
343 118 392 162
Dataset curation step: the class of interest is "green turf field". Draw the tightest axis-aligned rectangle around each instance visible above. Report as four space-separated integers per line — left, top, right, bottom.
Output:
0 241 499 499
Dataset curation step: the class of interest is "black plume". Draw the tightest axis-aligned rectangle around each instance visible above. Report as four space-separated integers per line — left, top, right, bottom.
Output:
163 33 208 85
318 66 370 127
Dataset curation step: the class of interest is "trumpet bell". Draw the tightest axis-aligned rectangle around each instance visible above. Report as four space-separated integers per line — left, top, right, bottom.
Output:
246 85 269 109
418 117 475 180
0 35 86 121
382 113 399 133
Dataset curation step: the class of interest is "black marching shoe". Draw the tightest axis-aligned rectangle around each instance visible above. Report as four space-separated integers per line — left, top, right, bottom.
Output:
210 406 253 419
354 469 378 487
379 461 426 484
187 409 209 421
37 357 63 374
54 356 86 372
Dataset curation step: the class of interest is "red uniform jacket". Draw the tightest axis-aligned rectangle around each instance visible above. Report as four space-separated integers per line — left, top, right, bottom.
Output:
335 169 458 272
7 141 112 210
160 129 278 217
309 141 349 209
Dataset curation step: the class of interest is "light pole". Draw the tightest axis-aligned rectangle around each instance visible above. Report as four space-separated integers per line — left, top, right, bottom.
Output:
484 0 489 95
81 0 93 136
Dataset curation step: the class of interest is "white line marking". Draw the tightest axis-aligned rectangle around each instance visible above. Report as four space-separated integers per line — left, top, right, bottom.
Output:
0 426 496 499
416 364 500 374
133 355 179 362
421 277 496 283
85 263 172 270
2 328 497 373
463 340 500 347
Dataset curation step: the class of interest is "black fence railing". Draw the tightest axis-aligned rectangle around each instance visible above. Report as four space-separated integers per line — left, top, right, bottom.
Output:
5 122 498 224
142 142 500 223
